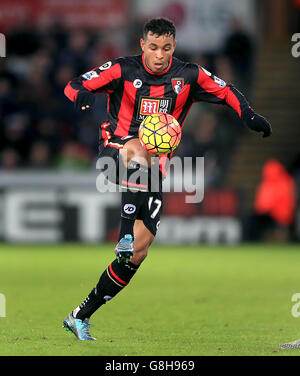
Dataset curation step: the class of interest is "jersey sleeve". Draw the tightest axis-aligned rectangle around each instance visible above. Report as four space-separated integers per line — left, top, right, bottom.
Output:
192 66 251 118
64 59 122 102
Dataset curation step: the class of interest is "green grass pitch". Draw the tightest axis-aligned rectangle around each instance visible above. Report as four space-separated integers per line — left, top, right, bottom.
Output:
0 243 300 356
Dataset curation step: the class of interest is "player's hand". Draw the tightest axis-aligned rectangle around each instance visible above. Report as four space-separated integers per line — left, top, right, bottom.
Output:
74 91 95 111
243 109 272 138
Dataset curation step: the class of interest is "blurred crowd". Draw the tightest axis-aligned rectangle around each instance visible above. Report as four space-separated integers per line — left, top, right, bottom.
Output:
0 20 255 188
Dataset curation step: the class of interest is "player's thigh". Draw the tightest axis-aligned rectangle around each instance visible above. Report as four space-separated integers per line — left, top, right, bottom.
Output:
120 138 152 167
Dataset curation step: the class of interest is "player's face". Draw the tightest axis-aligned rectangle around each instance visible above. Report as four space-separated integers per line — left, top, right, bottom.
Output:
140 32 176 73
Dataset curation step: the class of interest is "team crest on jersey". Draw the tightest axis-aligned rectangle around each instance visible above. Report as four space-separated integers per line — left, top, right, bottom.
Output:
137 96 172 121
171 78 184 94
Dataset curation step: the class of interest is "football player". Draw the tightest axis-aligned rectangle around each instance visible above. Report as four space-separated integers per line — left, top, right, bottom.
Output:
63 17 272 340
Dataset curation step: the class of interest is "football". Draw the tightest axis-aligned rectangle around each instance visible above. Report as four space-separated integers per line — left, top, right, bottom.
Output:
139 113 182 155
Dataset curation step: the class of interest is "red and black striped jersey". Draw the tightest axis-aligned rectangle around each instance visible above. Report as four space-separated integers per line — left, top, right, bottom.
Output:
64 54 251 139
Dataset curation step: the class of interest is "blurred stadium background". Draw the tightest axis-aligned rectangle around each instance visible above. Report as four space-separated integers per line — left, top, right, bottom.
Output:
0 0 299 245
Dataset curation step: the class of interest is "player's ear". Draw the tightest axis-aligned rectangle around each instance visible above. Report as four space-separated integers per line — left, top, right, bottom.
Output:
173 39 177 51
140 38 145 52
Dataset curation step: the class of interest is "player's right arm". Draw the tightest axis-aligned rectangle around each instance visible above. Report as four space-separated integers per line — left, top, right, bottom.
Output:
64 60 122 111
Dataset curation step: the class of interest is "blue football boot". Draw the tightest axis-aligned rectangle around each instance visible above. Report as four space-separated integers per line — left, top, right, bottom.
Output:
115 234 134 263
63 313 96 341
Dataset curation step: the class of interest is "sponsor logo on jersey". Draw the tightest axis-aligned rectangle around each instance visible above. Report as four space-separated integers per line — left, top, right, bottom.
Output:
137 96 172 121
123 204 136 215
133 79 143 88
99 61 112 70
171 78 184 94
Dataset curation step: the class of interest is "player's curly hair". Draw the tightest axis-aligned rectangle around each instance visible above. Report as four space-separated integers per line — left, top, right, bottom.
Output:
143 17 176 39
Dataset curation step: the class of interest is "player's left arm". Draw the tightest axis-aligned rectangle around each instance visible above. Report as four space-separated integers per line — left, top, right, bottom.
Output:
193 66 272 138
64 60 122 111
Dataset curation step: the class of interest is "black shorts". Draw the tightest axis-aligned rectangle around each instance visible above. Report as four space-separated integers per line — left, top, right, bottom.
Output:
98 134 162 236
